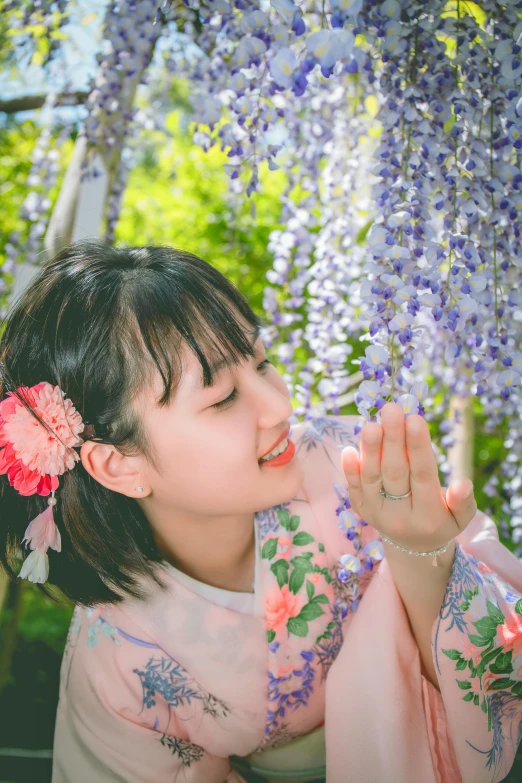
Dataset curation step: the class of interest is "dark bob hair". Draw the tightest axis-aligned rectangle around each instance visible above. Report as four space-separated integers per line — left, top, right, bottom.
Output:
0 241 265 606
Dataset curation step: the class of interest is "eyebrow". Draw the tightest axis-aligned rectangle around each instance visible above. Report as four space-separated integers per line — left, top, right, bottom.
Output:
197 325 261 390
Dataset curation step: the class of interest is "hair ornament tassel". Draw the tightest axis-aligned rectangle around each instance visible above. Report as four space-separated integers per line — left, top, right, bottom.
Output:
0 378 85 585
18 491 61 584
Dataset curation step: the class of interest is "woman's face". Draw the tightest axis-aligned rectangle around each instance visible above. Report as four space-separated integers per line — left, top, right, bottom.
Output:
133 317 304 526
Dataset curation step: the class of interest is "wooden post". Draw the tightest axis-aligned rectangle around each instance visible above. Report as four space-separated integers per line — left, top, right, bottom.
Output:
447 393 474 482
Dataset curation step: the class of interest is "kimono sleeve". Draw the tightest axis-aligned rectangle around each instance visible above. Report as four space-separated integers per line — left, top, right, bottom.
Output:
325 508 522 783
52 638 243 783
429 510 522 783
52 697 243 783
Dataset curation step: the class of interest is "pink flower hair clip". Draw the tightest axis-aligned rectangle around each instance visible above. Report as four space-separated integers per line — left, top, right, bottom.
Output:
0 378 85 584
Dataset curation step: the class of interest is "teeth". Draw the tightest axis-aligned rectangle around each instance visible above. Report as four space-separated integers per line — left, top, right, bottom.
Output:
260 437 288 462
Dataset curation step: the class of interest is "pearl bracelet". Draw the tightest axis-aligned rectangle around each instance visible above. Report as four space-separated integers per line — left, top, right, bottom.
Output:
375 530 456 567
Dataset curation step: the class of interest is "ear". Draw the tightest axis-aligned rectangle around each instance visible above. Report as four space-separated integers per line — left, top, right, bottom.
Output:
79 440 149 498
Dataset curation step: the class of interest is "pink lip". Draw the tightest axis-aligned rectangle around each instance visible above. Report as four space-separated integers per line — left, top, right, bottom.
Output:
259 425 291 460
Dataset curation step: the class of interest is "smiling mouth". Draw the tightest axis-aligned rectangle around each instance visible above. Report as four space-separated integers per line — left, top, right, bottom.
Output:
259 426 291 461
258 437 295 466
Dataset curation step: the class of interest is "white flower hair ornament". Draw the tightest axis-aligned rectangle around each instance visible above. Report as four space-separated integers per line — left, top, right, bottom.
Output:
0 378 86 584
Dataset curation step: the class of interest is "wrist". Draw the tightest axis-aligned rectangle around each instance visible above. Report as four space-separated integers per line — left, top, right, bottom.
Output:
381 537 457 570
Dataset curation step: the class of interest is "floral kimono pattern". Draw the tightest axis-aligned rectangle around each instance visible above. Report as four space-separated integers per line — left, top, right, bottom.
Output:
51 415 522 783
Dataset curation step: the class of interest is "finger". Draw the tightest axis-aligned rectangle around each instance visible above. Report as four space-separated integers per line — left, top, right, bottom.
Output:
405 414 440 503
380 402 410 497
445 478 477 532
341 446 363 514
360 422 383 499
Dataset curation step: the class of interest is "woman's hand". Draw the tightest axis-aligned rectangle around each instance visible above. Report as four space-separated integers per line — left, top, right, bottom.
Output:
340 401 477 553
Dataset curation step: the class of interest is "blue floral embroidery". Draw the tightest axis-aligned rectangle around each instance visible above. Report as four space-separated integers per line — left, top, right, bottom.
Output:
297 416 361 463
433 543 486 674
312 602 345 682
133 655 230 719
265 650 316 739
256 502 292 544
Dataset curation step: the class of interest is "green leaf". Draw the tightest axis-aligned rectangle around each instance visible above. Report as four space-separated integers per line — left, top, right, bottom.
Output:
468 634 492 647
314 594 330 605
298 603 325 622
270 560 289 588
459 601 470 611
456 680 472 690
464 588 475 601
442 649 463 661
287 617 308 637
327 622 336 630
289 515 300 532
456 658 468 671
289 568 306 595
473 617 499 639
514 599 522 617
462 692 474 702
318 543 325 553
293 531 315 546
277 509 291 530
485 678 517 691
262 538 278 560
486 600 504 625
480 646 503 668
512 681 522 697
490 650 513 674
290 556 314 572
267 630 276 643
324 574 332 584
306 581 315 601
473 694 480 706
480 697 489 714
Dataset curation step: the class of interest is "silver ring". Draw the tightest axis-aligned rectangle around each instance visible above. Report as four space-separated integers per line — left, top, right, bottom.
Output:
380 486 412 501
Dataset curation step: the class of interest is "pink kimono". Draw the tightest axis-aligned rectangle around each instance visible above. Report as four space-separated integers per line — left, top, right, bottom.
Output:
52 415 522 782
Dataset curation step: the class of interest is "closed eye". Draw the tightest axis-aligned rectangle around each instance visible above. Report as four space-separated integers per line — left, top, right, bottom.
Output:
212 360 273 410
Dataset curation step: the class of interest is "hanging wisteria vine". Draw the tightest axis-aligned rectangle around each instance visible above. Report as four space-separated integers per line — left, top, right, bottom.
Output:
3 0 522 556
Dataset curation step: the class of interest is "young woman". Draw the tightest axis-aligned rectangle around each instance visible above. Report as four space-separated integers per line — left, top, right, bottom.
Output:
0 242 521 783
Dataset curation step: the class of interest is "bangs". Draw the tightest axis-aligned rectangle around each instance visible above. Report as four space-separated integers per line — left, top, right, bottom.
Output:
121 246 268 407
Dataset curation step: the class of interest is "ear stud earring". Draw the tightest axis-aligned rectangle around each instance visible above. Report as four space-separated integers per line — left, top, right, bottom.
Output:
136 486 144 492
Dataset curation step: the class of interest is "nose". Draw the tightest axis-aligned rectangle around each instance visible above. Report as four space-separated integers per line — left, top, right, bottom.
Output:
256 378 293 427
